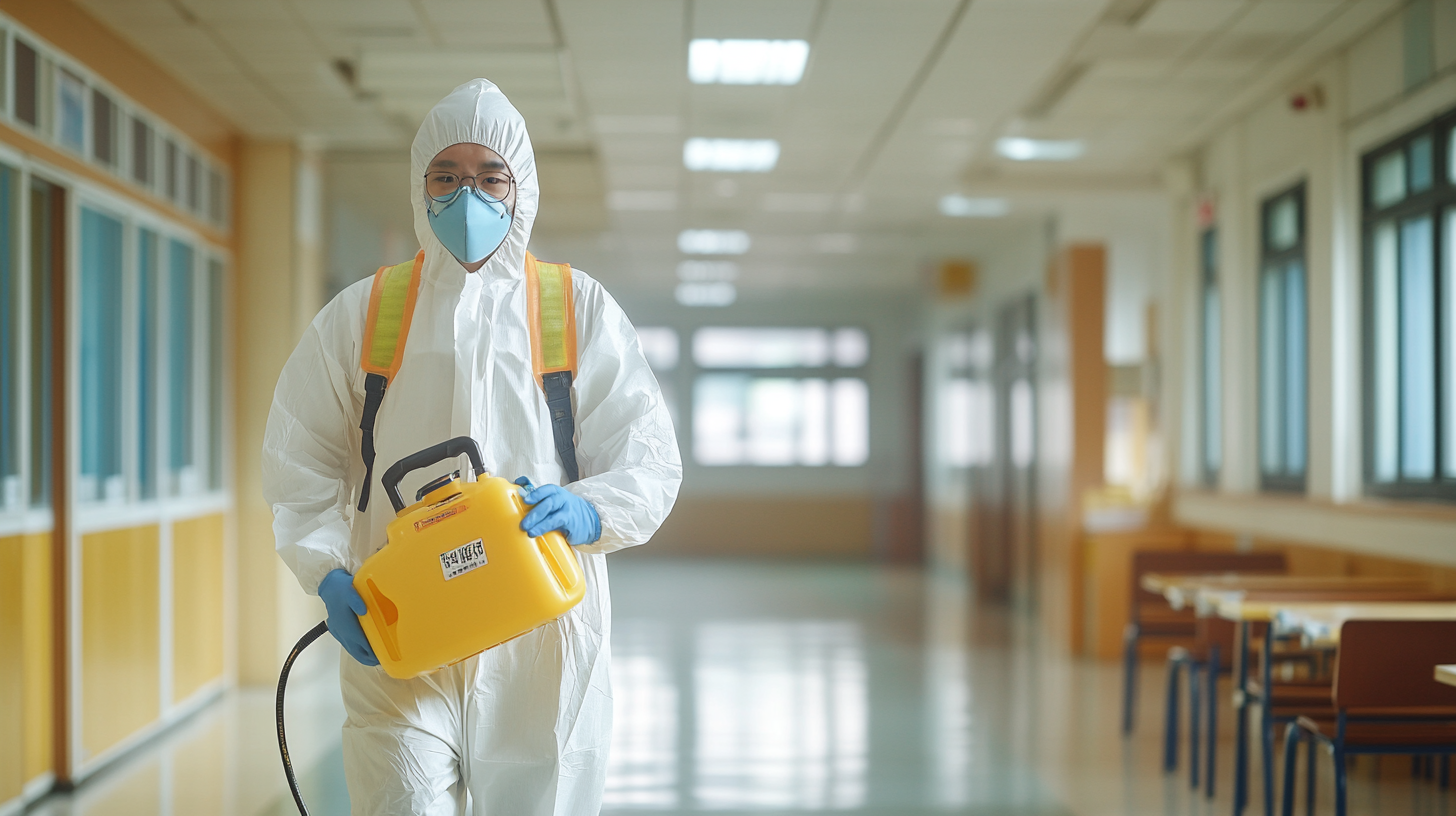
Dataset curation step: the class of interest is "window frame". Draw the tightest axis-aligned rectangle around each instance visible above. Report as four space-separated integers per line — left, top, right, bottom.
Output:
1361 107 1456 500
1257 182 1309 493
689 325 872 468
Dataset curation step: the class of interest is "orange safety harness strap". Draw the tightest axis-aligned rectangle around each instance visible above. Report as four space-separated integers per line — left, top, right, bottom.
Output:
356 251 423 511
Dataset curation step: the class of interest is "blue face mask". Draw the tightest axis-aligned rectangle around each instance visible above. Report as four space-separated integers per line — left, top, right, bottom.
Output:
426 186 512 264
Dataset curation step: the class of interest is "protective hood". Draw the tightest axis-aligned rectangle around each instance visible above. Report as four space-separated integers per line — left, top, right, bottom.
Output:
411 78 538 280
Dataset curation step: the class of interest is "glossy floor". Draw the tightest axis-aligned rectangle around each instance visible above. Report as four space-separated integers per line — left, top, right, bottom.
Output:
25 558 1456 815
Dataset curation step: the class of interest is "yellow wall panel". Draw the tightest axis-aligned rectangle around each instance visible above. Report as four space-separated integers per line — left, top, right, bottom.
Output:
0 535 23 802
81 526 160 760
171 514 224 703
21 532 52 783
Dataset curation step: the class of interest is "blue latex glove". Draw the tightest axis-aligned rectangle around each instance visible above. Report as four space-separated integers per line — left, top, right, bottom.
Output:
515 477 601 546
319 569 379 666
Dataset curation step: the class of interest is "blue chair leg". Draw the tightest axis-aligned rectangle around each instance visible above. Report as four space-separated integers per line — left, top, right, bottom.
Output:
1306 735 1316 816
1263 710 1276 816
1123 623 1139 734
1190 659 1202 788
1164 656 1182 772
1206 643 1219 799
1333 747 1347 816
1280 724 1299 816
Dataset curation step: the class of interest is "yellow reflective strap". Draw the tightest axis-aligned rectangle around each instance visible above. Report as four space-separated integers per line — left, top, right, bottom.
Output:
361 251 423 381
525 252 578 383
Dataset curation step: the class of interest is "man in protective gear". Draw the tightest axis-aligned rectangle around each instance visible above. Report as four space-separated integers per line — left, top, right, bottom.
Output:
262 78 682 815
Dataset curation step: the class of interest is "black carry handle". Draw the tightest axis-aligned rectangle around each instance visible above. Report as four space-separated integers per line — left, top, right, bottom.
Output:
380 436 487 514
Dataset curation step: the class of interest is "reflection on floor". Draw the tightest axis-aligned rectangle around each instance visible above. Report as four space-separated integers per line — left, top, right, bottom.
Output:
26 558 1456 815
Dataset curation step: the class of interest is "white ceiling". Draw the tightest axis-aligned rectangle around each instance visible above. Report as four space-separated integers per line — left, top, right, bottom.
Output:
75 0 1399 293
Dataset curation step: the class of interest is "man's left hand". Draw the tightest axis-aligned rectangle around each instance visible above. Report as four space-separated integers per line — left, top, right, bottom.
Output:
515 478 601 546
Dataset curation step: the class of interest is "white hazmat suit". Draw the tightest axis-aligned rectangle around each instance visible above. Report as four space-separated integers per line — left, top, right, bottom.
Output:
262 79 682 815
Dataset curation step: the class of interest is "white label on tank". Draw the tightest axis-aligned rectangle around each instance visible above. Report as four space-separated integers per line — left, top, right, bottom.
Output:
440 538 487 581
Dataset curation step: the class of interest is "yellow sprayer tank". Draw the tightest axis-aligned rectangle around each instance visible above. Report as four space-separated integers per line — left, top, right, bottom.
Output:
352 437 585 679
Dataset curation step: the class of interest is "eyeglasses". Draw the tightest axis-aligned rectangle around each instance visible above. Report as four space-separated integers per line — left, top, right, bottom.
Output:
424 170 514 201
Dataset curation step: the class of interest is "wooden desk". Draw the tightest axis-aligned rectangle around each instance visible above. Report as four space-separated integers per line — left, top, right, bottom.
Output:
1266 602 1456 646
1141 572 1430 612
1437 665 1456 687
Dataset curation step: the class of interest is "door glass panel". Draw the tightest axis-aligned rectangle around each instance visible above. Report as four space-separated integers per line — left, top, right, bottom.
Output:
168 239 194 494
1445 208 1456 478
1259 265 1283 474
0 165 18 509
1373 221 1400 482
131 117 151 187
1372 150 1407 207
1266 195 1299 251
28 179 57 507
1283 260 1306 475
138 229 158 499
1399 216 1436 479
1202 286 1221 474
78 207 125 503
91 89 116 167
207 258 224 490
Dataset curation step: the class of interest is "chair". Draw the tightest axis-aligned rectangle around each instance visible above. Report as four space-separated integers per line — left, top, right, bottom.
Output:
1281 619 1456 816
1123 551 1286 734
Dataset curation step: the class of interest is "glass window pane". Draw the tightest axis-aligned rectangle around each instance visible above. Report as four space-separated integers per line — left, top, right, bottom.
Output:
1373 221 1400 482
186 153 200 212
131 117 151 187
1259 265 1283 474
207 168 223 223
1445 208 1456 478
1449 127 1456 185
832 328 869 367
1008 378 1033 469
164 140 179 202
1409 133 1434 193
1372 150 1407 208
832 378 869 466
57 69 85 153
1400 215 1436 478
207 258 224 490
694 374 745 465
14 40 37 127
79 207 124 503
1283 261 1306 475
694 328 830 368
1266 195 1299 250
138 230 157 499
0 165 18 509
1202 285 1221 474
168 239 194 493
636 327 679 371
91 89 115 167
28 179 56 507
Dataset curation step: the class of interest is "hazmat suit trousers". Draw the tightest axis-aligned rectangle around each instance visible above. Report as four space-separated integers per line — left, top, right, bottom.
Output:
338 590 612 816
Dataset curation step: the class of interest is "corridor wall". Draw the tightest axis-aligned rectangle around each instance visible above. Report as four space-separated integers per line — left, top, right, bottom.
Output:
0 0 239 808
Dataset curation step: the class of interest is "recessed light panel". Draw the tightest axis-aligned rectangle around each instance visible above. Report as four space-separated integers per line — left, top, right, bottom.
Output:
677 260 740 281
689 39 809 85
940 195 1009 217
678 229 751 255
996 137 1084 161
684 138 780 172
676 282 737 307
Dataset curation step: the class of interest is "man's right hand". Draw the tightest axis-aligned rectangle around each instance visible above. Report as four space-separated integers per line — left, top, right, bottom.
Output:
319 569 380 666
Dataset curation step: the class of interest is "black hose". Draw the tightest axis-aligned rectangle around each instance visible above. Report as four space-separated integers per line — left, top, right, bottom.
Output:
277 621 330 816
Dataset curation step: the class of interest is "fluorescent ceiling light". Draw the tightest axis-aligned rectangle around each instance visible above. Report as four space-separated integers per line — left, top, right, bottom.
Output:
684 138 780 172
676 282 737 307
940 195 1009 218
689 39 809 85
677 260 739 281
996 137 1084 161
678 229 751 255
